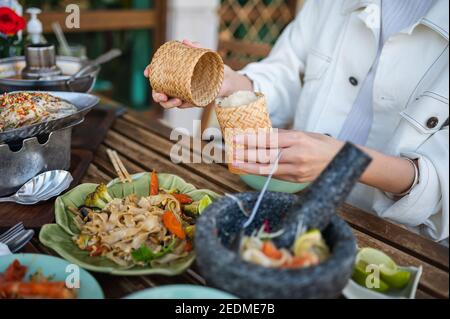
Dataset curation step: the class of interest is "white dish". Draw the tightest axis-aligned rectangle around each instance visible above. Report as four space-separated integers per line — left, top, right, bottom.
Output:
343 266 423 299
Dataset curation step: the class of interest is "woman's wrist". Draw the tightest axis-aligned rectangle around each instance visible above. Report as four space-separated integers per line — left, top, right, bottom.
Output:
222 68 254 97
359 147 417 195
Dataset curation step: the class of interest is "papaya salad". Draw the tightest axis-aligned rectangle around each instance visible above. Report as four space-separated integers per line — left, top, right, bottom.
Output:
240 224 330 269
70 171 212 268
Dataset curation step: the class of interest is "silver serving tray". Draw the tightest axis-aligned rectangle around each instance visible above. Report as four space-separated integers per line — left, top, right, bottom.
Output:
0 91 100 144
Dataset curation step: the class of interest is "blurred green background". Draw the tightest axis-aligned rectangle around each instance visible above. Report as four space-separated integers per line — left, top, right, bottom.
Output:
21 0 154 110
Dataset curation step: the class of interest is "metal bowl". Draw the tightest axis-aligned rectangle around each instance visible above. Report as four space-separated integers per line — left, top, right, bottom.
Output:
195 192 357 299
0 127 72 197
0 56 100 93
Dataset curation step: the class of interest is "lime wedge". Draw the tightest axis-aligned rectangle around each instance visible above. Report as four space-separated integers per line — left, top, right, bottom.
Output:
198 195 213 214
293 229 329 261
356 248 411 290
381 268 411 289
352 265 390 293
356 248 397 272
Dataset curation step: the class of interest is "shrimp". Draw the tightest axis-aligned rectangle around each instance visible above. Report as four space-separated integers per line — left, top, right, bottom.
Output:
0 281 76 299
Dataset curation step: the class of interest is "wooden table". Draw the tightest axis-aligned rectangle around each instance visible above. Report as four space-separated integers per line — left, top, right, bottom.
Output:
21 107 449 299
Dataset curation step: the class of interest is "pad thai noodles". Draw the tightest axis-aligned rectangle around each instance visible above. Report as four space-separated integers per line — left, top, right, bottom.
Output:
71 171 211 268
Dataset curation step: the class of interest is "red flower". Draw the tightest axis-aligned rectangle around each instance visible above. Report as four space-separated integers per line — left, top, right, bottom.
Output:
0 7 26 36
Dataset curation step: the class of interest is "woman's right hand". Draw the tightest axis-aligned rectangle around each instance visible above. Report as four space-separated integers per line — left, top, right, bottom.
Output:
144 39 253 109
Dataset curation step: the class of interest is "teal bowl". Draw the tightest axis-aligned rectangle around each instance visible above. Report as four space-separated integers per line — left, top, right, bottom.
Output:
240 174 309 193
124 285 237 299
0 253 104 299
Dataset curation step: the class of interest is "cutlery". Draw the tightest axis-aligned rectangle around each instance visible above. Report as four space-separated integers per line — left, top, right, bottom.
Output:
244 151 283 228
8 229 35 253
72 49 122 79
0 223 24 243
39 49 122 81
230 151 282 250
0 171 73 205
52 22 71 56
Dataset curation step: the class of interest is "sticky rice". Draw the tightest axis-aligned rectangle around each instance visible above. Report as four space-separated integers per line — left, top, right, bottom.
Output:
214 91 272 174
217 91 259 108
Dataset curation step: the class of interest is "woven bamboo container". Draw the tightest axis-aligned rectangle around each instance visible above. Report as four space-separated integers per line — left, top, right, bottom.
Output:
148 41 224 107
215 93 272 174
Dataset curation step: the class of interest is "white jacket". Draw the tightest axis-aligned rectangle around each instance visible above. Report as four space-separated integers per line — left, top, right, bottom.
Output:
241 0 449 242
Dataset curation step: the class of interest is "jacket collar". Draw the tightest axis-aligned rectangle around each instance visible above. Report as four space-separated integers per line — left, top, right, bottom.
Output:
343 0 449 40
421 0 448 40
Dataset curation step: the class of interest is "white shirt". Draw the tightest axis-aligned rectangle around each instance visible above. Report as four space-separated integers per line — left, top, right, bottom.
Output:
241 0 449 242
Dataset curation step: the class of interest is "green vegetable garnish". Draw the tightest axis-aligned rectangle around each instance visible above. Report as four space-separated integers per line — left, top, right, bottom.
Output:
131 238 177 264
84 184 114 209
183 195 213 216
198 195 213 214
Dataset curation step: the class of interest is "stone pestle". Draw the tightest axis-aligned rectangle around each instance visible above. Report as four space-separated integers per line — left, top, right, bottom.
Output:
274 142 372 248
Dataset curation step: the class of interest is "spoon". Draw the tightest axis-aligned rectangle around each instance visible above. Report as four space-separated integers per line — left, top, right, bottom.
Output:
244 150 283 228
39 49 122 81
52 22 71 57
230 151 283 250
0 170 73 205
72 49 122 79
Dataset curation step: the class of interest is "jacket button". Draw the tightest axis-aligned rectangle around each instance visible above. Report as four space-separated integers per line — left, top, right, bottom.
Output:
427 117 439 129
349 76 358 86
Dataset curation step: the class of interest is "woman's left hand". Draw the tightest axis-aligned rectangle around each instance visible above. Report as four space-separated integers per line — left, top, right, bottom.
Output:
233 130 345 183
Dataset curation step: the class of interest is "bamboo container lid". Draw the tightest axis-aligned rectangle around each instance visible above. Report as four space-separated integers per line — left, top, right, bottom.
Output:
148 41 224 107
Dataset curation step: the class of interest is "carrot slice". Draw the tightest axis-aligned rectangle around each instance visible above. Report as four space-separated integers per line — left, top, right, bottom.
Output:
283 253 319 269
150 170 159 195
173 194 193 204
261 241 283 260
162 211 186 240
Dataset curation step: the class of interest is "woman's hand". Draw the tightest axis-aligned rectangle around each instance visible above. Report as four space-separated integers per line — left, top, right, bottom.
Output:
144 39 253 109
233 130 344 183
233 130 417 195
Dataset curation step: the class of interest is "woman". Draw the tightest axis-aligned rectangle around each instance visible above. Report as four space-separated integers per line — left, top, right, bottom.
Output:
145 0 448 243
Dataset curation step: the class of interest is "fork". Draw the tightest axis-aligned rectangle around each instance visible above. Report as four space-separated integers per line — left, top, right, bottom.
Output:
0 222 34 253
0 223 24 244
8 229 35 253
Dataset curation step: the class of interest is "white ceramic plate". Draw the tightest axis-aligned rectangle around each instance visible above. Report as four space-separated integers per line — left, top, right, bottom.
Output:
343 266 423 299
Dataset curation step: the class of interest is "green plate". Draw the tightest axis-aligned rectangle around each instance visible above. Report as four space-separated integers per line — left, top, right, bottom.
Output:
124 285 237 299
0 253 104 299
240 174 309 193
39 173 221 276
